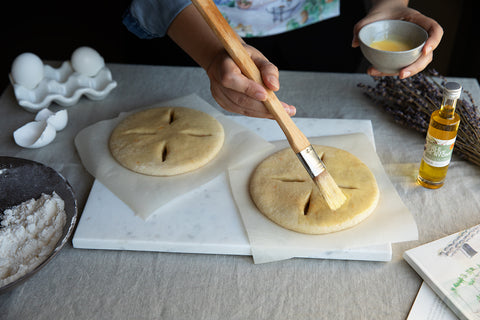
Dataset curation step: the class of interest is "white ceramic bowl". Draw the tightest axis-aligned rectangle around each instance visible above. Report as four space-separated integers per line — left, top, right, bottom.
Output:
359 20 428 74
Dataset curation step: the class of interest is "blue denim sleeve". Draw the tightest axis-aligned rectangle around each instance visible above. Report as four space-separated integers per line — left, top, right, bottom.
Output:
123 0 191 39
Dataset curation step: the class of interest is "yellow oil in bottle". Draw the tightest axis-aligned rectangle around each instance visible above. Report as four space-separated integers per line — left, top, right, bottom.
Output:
417 82 462 189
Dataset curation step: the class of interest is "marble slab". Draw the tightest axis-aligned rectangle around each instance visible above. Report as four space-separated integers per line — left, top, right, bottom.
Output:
73 117 393 261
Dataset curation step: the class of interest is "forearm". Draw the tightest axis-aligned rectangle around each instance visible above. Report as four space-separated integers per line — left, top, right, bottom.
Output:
167 4 225 71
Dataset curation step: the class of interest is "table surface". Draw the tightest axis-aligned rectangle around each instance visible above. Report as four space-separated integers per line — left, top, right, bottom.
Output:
1 63 479 320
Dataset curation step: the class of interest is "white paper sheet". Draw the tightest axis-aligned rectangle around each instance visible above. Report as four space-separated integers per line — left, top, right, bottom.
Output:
407 282 459 320
228 133 418 264
74 94 274 219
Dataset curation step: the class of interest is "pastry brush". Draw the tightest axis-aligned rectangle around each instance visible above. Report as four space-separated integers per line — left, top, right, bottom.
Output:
191 0 346 210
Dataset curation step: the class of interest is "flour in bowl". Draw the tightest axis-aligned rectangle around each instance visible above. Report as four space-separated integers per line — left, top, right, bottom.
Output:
0 192 66 287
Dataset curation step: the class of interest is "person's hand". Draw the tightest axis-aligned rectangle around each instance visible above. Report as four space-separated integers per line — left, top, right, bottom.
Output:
352 3 443 79
206 44 296 118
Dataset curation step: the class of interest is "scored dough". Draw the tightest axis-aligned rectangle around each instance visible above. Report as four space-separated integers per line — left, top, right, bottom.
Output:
249 145 379 234
109 106 224 176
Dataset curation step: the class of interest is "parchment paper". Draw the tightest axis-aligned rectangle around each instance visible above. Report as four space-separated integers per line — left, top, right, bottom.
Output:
74 94 274 219
228 133 419 264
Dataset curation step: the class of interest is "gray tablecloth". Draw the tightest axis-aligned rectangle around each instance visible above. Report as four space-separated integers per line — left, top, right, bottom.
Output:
1 64 479 320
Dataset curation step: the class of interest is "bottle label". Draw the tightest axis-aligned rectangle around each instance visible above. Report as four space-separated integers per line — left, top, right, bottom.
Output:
422 134 456 167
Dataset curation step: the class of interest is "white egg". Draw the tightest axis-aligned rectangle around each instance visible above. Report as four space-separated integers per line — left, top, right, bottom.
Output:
13 120 56 148
11 52 45 89
35 109 68 131
71 46 105 77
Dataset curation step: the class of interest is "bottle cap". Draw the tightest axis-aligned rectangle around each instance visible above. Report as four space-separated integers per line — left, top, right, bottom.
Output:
443 82 462 99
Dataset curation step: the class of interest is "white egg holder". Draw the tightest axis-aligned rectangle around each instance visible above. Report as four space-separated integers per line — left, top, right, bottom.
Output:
9 60 117 112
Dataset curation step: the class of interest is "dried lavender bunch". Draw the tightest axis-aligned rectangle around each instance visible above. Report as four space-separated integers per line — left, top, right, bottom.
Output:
358 69 480 167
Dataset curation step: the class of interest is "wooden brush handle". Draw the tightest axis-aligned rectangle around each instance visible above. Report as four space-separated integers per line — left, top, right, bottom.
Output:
191 0 310 153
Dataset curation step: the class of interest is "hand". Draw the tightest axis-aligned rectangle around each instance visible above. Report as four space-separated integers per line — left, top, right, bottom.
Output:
352 3 443 79
206 44 296 118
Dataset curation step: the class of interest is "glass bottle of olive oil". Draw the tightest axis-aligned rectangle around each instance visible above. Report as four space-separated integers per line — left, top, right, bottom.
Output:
417 82 462 189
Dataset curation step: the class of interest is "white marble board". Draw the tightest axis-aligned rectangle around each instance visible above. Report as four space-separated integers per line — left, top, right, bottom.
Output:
72 117 393 261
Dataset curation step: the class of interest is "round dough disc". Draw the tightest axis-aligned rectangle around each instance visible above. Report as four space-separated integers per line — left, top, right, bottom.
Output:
109 106 224 176
249 145 379 234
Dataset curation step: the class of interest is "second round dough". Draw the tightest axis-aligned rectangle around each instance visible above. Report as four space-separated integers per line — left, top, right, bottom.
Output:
249 145 379 234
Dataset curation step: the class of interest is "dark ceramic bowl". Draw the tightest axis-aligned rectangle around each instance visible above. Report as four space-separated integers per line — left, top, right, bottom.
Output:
0 156 78 293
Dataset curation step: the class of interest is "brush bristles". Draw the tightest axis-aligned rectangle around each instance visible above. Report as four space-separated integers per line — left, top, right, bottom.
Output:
313 171 346 210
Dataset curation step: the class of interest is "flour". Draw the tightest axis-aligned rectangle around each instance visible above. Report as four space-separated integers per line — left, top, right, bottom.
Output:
0 192 66 287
